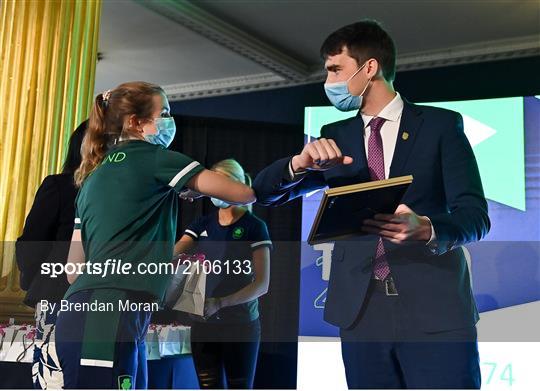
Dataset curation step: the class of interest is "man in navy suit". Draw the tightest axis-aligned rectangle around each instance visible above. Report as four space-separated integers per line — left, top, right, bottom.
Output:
253 20 490 389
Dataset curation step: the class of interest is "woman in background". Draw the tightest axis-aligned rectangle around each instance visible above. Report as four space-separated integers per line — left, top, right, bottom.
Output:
16 120 87 389
175 159 272 389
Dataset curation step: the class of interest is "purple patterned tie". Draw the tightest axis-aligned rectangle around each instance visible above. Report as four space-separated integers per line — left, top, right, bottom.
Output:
367 117 391 280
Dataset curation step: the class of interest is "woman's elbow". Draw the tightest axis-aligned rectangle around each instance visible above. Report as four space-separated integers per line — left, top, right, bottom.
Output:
236 187 256 205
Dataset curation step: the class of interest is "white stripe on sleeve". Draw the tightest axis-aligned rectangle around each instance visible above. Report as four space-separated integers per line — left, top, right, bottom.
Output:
251 240 273 248
185 229 198 238
168 161 200 188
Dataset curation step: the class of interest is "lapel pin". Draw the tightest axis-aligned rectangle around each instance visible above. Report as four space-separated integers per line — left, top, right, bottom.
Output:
402 132 409 141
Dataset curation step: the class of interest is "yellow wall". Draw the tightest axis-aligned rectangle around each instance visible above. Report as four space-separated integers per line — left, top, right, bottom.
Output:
0 0 102 322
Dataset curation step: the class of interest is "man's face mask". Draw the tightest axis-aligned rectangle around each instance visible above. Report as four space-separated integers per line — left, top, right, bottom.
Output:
324 61 372 112
144 117 176 148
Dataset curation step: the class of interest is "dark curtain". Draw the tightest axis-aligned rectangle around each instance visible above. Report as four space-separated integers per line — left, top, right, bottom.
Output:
172 115 303 389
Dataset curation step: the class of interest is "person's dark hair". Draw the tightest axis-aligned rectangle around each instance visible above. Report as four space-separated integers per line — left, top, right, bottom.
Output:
320 20 396 82
62 120 88 174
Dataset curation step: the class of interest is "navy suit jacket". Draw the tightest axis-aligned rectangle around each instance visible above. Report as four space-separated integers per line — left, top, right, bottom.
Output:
253 100 490 331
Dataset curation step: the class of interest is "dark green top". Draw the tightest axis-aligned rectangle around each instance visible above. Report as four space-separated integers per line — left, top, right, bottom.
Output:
65 140 204 302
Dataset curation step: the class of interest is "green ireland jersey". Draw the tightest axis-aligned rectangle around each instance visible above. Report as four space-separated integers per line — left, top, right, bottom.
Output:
65 140 204 302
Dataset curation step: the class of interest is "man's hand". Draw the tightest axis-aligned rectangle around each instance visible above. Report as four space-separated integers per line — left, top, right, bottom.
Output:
361 204 432 244
291 138 353 173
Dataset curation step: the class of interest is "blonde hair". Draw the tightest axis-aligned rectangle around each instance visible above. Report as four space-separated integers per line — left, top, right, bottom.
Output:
211 159 252 211
74 81 165 187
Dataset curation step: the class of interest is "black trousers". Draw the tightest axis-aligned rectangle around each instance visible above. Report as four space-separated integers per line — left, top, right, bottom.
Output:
340 280 481 389
190 319 261 389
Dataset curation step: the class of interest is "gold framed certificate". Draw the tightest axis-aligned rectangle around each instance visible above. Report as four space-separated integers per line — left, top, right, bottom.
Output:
307 175 413 245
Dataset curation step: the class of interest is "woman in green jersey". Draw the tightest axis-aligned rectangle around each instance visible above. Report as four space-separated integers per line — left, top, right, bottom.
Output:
54 81 255 389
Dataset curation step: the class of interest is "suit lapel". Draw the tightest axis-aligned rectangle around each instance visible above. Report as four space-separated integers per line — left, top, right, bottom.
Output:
324 114 370 187
340 113 368 169
389 101 423 178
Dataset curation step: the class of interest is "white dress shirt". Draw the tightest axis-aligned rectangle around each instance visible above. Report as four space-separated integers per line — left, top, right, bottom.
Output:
361 92 404 180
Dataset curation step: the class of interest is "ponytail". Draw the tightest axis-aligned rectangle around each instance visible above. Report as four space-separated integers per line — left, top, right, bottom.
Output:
74 93 110 187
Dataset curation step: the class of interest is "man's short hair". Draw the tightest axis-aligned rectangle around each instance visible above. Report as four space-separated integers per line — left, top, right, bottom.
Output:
320 20 397 82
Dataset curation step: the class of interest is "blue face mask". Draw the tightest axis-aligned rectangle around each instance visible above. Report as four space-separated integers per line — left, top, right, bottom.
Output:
324 62 371 112
144 117 176 148
211 197 231 209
